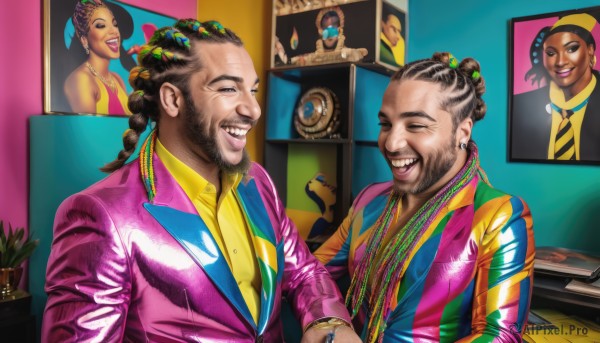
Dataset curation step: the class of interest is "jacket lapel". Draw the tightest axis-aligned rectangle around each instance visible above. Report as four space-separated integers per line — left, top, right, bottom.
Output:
236 177 280 335
144 155 257 330
144 203 257 330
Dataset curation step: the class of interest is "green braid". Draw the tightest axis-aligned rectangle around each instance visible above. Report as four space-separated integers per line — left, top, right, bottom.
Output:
138 45 178 63
175 19 202 33
205 20 225 34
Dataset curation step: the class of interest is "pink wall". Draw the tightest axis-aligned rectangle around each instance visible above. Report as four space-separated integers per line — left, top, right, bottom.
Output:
0 0 196 232
0 1 42 231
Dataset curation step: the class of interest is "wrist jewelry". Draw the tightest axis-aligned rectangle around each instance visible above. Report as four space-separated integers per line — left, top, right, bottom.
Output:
304 317 351 333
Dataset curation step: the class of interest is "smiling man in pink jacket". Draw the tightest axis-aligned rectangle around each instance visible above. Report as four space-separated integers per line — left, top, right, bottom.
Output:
42 18 360 343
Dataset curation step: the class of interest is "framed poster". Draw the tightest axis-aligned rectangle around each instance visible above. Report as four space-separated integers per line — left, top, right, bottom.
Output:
378 1 406 69
510 6 600 164
44 0 177 116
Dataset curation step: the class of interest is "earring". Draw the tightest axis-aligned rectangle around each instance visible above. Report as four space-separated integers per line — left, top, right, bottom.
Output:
84 45 90 55
459 142 467 150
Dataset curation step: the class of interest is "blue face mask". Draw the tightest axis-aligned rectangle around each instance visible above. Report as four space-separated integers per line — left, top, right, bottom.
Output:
322 25 339 40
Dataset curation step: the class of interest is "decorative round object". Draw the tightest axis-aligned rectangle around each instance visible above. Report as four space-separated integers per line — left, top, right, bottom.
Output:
294 87 341 139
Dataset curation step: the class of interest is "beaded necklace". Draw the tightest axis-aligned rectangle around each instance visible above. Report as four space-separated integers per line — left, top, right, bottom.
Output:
346 142 484 343
139 129 157 202
86 62 117 92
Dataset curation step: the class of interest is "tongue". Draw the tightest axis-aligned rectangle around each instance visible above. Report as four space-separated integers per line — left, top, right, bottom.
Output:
224 129 246 150
107 42 119 52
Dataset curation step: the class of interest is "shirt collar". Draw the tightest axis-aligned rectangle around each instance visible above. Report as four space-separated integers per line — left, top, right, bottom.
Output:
550 74 597 110
155 138 242 201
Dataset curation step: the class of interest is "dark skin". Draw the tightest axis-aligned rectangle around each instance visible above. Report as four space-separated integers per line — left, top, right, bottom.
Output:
543 31 595 100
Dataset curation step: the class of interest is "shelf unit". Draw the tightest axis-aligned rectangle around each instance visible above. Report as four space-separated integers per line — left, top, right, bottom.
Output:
532 273 600 323
264 62 393 243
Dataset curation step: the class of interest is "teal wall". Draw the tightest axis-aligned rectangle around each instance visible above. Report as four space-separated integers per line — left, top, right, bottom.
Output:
29 116 148 338
409 0 600 252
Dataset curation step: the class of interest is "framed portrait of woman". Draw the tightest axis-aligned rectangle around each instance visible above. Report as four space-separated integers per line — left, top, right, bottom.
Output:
43 0 184 116
509 6 600 164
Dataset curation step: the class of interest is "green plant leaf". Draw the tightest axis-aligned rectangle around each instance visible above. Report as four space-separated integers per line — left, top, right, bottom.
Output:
0 221 38 268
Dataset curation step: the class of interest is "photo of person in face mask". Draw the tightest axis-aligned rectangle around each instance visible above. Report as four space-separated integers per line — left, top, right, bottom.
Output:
290 6 368 66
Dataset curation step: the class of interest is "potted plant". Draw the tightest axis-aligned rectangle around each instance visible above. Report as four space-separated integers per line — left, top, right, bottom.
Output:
0 221 39 297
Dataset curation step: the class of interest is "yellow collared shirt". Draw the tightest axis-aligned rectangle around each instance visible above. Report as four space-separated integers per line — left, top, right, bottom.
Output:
156 139 261 324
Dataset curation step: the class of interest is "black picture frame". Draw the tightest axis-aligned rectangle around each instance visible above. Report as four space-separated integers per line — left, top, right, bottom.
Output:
509 6 600 164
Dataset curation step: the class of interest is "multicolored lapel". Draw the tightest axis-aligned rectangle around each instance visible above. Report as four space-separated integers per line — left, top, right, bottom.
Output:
236 178 282 335
143 203 257 331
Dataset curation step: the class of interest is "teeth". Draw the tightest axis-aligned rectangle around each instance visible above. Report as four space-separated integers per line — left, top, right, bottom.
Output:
107 39 118 44
391 158 416 168
224 127 248 137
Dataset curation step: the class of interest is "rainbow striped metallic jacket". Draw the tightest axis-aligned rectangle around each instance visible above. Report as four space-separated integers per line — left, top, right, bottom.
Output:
315 176 535 342
43 159 350 342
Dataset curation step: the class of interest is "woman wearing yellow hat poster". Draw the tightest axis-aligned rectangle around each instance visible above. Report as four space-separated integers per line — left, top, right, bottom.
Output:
510 9 600 163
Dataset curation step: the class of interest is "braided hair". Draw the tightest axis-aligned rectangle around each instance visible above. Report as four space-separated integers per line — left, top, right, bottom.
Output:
101 19 242 173
73 0 110 39
391 52 486 129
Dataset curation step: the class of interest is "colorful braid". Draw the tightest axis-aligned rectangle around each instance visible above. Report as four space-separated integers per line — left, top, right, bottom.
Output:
205 20 226 34
139 130 157 202
347 142 482 343
139 45 178 63
128 66 150 88
175 19 202 33
165 29 191 49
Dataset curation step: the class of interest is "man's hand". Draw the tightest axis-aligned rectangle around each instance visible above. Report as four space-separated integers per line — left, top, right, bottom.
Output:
301 325 361 343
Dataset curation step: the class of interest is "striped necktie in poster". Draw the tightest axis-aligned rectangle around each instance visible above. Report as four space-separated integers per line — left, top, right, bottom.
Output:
554 109 575 160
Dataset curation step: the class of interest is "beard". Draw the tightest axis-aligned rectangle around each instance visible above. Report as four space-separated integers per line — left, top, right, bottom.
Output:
397 136 458 195
182 97 251 175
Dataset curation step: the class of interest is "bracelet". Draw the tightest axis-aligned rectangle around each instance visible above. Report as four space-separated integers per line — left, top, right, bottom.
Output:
304 317 352 333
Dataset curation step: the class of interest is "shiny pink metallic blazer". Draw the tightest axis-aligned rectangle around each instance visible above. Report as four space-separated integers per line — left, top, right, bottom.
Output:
42 158 349 342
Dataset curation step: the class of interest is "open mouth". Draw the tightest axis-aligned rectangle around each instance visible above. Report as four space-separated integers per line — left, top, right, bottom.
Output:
222 125 251 151
106 38 119 52
223 126 249 138
390 158 418 173
555 68 573 78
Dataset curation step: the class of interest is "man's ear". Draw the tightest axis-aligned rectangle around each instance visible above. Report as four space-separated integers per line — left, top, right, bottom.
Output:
159 82 183 118
457 117 473 145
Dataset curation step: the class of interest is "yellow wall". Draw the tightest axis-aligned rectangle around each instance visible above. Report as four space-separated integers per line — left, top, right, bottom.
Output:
198 1 271 164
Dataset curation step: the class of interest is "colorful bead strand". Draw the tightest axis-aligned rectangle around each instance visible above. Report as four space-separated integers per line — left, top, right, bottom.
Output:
139 130 157 202
347 142 483 343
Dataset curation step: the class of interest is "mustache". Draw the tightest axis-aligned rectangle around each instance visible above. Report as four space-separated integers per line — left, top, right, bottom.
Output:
222 117 257 128
385 148 417 157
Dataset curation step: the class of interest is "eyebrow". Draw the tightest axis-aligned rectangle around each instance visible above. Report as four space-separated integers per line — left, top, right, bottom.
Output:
91 18 107 24
208 75 260 86
378 110 436 122
545 40 579 50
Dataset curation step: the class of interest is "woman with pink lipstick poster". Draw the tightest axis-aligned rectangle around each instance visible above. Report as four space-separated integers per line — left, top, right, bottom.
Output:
510 7 600 163
44 0 176 115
